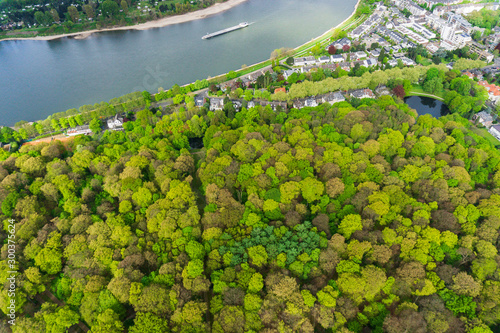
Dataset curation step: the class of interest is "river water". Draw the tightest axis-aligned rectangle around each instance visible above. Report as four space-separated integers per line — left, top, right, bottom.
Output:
0 0 356 125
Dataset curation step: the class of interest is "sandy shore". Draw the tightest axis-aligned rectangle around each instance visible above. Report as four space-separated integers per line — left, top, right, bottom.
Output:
1 0 249 42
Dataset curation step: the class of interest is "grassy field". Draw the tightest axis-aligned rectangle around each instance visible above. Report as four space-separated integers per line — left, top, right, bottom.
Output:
471 126 500 147
407 85 445 101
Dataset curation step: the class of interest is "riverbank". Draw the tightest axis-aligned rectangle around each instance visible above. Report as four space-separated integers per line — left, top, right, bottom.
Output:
293 0 361 54
0 0 249 42
0 0 361 128
202 0 362 83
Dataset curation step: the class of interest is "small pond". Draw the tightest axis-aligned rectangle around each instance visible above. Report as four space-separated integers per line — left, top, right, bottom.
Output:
404 96 449 118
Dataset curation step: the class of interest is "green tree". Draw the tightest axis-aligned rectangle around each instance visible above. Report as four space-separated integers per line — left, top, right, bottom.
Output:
300 177 324 203
84 4 95 19
129 312 169 333
247 245 268 268
67 6 79 22
248 273 264 293
338 214 363 240
120 0 128 14
50 9 60 23
89 118 102 133
101 0 119 18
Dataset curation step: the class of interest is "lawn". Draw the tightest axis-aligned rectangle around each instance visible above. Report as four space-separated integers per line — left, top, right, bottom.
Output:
418 58 433 66
470 126 500 147
407 85 445 101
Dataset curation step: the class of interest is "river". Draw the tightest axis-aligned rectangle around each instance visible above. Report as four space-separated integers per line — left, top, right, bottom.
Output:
0 0 356 126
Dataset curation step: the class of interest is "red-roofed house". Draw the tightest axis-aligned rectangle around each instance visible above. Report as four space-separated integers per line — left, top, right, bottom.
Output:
274 87 286 94
463 71 474 79
478 81 500 104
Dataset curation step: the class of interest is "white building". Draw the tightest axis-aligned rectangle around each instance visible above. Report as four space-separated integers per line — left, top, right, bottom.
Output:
330 55 344 63
304 98 318 107
474 111 494 128
363 58 379 67
395 25 429 45
425 14 447 32
328 37 351 50
294 56 316 67
210 98 224 111
283 69 300 79
396 0 427 16
318 56 331 64
107 114 124 129
489 124 500 140
440 22 471 49
321 91 345 104
350 89 375 99
67 125 92 136
403 21 436 39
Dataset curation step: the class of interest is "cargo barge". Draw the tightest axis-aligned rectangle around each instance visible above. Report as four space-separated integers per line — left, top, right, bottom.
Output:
202 22 250 39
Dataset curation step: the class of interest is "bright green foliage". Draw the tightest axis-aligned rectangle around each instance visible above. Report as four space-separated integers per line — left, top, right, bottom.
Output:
2 83 500 333
248 273 264 293
184 259 204 279
317 285 339 308
244 293 262 312
42 305 80 333
300 177 324 203
338 214 363 239
186 240 205 260
247 245 268 268
301 289 316 308
438 289 477 318
336 260 361 274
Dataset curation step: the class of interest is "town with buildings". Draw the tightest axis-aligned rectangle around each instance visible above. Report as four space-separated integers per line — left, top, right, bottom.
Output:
6 0 500 145
183 0 500 144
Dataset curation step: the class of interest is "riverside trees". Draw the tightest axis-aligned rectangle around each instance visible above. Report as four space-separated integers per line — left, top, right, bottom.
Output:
1 86 500 332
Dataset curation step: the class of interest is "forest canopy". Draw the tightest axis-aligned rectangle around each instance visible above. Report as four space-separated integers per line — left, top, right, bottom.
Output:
1 97 500 333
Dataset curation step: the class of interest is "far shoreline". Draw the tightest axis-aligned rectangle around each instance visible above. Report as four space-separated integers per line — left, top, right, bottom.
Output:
0 0 249 42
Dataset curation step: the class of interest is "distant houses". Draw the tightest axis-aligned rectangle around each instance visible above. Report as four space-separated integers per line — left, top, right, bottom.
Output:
304 98 318 107
321 92 346 105
478 81 500 105
318 56 331 64
292 92 347 109
330 55 344 63
294 56 317 67
210 98 224 111
489 124 500 140
474 111 494 128
326 37 351 51
283 69 300 79
207 97 287 112
349 89 376 99
195 96 205 107
205 90 351 113
67 125 92 136
260 101 287 111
